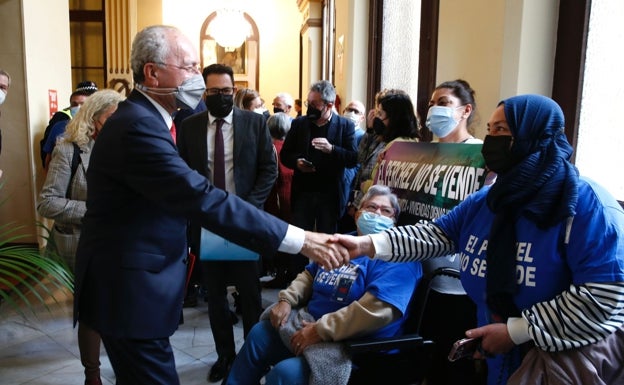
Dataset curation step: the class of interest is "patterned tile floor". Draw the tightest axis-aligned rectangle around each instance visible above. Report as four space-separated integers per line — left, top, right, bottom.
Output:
0 282 279 385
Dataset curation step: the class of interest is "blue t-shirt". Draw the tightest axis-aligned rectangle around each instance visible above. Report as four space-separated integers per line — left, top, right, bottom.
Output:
434 176 624 383
305 256 422 339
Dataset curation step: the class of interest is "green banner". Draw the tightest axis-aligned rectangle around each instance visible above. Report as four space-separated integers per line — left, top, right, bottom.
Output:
372 141 487 225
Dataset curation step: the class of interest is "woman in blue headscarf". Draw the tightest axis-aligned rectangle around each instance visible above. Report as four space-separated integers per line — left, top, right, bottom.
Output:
337 94 624 384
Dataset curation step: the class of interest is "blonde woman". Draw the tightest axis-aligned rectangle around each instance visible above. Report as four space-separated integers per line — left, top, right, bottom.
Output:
37 88 123 385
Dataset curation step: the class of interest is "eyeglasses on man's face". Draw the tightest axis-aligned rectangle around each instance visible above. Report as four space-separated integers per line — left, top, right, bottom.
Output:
205 87 235 96
156 62 201 73
304 100 327 110
362 203 395 217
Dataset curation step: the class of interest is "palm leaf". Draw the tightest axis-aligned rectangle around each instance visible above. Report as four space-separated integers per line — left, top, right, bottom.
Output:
0 208 74 317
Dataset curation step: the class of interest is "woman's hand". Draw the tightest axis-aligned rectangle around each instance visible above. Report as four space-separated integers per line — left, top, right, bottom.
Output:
466 323 515 358
290 320 322 356
269 301 291 329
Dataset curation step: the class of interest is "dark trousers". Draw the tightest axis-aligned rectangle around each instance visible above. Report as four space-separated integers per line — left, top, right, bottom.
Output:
421 290 483 385
290 191 339 275
202 260 262 359
101 334 179 385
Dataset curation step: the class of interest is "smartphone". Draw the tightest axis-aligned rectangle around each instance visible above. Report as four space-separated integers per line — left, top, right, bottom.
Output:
448 337 481 362
301 159 314 167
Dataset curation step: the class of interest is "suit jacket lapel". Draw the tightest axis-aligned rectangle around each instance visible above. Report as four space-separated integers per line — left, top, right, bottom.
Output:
196 112 210 177
232 108 245 164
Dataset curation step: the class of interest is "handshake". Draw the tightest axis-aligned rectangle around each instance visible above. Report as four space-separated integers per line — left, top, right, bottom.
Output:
300 231 376 270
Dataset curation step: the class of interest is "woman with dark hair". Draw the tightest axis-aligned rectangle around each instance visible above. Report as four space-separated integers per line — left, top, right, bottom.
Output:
421 79 484 385
427 79 479 142
351 89 420 207
374 90 420 143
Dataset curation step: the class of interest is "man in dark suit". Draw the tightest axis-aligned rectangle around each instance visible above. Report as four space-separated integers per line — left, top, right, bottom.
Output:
177 64 276 382
280 80 358 281
73 25 347 385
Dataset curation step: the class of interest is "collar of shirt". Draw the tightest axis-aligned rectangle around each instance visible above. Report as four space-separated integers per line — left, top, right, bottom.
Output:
208 110 234 126
135 88 173 129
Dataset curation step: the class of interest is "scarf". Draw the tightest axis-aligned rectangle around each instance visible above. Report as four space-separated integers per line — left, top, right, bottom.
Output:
485 94 579 320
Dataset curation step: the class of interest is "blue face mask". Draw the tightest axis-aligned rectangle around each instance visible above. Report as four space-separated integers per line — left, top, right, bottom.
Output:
356 211 395 235
69 105 80 117
426 106 460 138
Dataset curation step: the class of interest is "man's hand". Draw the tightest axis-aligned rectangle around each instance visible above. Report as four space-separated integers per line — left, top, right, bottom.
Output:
333 233 376 259
301 231 349 270
311 137 332 153
466 323 515 358
290 320 322 356
269 301 291 329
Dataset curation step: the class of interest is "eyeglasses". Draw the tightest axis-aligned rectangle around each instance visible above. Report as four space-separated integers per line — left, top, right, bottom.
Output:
206 87 235 96
156 62 201 73
304 100 327 110
344 107 362 115
362 203 395 217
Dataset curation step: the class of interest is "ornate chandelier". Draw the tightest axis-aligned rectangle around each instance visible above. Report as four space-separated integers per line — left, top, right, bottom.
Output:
209 6 251 50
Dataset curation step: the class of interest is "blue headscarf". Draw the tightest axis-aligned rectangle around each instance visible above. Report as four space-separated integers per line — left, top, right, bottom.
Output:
487 94 579 226
485 94 579 320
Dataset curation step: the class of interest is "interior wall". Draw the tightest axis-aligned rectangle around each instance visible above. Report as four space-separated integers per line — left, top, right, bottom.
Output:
437 0 558 139
0 0 72 243
161 0 302 117
136 0 162 31
334 0 369 110
437 0 505 138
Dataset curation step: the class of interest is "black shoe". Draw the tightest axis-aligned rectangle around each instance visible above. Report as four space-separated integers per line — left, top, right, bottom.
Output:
208 356 234 383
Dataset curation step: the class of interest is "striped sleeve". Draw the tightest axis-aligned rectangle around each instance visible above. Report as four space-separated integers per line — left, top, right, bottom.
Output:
523 282 624 352
384 223 455 263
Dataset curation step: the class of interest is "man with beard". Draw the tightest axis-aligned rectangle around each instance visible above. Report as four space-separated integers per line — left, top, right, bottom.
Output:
178 64 276 383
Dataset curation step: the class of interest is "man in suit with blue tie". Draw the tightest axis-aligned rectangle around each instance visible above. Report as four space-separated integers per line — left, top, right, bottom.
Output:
177 64 276 382
73 25 348 385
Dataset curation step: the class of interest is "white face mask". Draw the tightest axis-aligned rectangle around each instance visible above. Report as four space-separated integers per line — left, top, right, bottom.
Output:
344 111 360 126
0 90 6 105
253 108 265 115
137 74 206 110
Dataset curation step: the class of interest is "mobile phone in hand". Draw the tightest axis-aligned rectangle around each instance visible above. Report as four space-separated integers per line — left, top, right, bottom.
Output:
301 159 314 167
448 337 481 362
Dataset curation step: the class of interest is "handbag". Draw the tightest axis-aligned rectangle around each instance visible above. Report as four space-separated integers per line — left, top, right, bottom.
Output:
199 228 259 261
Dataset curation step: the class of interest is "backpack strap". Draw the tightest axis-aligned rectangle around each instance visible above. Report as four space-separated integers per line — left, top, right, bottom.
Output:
66 142 82 199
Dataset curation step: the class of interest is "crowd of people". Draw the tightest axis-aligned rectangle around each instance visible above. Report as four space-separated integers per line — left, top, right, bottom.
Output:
30 25 624 385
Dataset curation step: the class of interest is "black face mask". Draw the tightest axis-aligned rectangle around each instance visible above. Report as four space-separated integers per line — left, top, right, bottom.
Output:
205 94 233 118
373 117 387 135
306 105 323 121
481 135 515 173
273 107 284 114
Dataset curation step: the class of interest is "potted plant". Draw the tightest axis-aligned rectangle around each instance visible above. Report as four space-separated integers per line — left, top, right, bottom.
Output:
0 179 73 315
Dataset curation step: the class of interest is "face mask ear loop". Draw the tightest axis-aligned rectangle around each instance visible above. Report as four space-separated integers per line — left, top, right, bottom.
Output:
136 83 178 96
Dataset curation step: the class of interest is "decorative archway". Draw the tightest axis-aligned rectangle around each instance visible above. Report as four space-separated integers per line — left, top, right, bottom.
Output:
200 12 260 91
